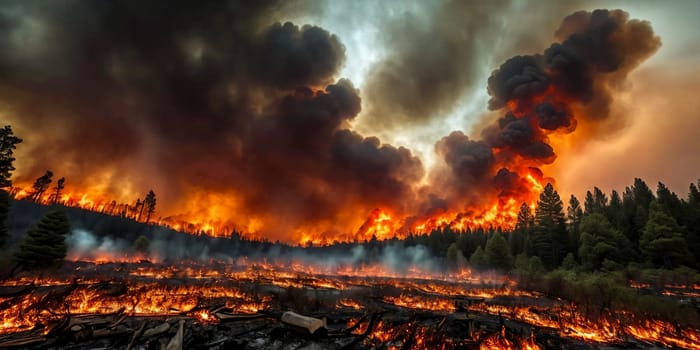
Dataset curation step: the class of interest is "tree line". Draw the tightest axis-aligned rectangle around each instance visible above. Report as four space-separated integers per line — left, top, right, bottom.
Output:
403 178 700 275
0 125 159 271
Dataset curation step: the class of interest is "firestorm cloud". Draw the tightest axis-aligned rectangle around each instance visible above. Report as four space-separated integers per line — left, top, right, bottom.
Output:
1 0 695 243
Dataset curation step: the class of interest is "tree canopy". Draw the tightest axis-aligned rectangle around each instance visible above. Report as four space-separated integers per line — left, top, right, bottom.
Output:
13 210 70 270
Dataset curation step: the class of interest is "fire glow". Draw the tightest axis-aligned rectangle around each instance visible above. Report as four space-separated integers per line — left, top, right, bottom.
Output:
10 172 543 245
7 8 662 245
1 261 698 349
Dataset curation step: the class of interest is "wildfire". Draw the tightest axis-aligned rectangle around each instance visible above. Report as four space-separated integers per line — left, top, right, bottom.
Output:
1 260 699 350
9 161 545 245
383 294 456 313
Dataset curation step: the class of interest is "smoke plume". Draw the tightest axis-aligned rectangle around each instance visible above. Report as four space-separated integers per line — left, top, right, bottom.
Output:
0 3 660 242
424 9 660 223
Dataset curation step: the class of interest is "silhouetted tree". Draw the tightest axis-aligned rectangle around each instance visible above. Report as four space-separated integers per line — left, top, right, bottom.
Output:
135 198 144 220
29 170 53 202
0 125 21 246
516 203 534 230
685 181 700 268
47 177 65 204
656 182 683 224
510 203 534 256
584 191 595 215
606 190 624 228
584 187 607 215
640 201 693 268
13 210 70 270
0 125 22 189
593 187 608 212
144 190 156 223
534 183 567 268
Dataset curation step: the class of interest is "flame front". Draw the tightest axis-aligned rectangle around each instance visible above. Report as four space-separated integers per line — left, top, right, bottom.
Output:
2 261 698 350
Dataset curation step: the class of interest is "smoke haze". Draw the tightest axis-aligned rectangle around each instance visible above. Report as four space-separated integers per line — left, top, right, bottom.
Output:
2 1 697 243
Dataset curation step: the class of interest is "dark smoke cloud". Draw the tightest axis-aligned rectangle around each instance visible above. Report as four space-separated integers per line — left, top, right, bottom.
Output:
436 131 494 184
535 102 574 131
0 2 663 240
256 22 346 88
429 8 660 215
486 55 549 110
0 0 423 241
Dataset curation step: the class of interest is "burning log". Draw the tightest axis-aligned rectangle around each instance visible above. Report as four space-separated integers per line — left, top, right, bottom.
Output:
280 311 327 336
214 312 266 322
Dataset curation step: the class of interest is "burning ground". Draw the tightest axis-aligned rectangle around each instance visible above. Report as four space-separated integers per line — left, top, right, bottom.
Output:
1 260 699 349
1 2 700 349
2 2 686 244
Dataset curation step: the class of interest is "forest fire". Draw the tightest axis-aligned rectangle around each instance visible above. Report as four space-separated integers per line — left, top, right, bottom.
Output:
2 4 698 350
9 169 544 245
4 5 664 247
0 260 698 349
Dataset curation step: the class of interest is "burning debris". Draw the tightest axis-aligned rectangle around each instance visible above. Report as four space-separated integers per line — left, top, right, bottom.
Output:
0 261 698 349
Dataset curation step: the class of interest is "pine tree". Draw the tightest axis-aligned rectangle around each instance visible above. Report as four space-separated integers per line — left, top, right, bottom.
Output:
29 170 53 202
685 182 700 268
516 203 534 230
593 187 608 212
13 210 70 270
534 183 567 268
578 213 634 270
485 233 512 271
469 246 486 270
0 125 23 189
48 177 65 204
584 191 595 215
656 182 683 224
144 190 156 223
640 201 693 268
566 194 583 255
0 125 21 247
606 190 623 227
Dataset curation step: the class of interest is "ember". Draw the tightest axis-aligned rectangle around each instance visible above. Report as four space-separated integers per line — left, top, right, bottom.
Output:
0 261 698 349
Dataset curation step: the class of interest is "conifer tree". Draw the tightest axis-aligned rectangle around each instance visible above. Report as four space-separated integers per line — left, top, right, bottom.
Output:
0 125 22 247
640 201 693 268
48 177 65 204
485 233 512 271
0 125 22 189
567 194 583 254
13 210 70 269
29 170 53 202
578 213 634 270
144 190 156 223
534 183 567 267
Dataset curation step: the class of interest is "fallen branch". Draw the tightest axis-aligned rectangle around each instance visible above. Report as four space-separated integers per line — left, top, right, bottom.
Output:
0 336 47 348
126 322 146 350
